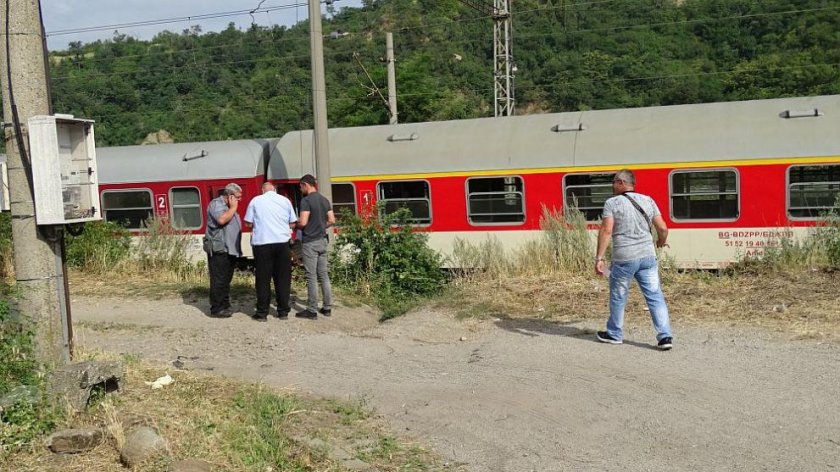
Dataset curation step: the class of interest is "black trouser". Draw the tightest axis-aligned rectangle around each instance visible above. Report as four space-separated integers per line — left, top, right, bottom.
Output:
208 253 235 314
253 242 291 316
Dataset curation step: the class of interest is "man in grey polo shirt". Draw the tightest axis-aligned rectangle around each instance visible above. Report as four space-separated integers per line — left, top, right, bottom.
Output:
295 174 336 318
205 183 242 318
244 182 297 321
594 169 673 350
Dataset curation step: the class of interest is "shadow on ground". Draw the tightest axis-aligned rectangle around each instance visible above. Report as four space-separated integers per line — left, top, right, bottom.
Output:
494 317 660 351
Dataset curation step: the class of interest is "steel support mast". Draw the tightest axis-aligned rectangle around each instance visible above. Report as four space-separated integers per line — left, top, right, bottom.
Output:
459 0 514 116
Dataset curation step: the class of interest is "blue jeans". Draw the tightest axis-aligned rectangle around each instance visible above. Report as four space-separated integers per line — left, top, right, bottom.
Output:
607 255 672 341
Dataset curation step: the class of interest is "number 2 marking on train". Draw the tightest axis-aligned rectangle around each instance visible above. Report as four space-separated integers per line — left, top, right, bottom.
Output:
156 194 167 211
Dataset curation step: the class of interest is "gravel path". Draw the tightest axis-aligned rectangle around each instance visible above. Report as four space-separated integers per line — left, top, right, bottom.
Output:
73 295 840 471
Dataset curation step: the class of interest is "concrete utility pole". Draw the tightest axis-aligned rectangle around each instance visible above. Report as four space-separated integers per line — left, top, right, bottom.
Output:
0 0 68 367
386 32 398 125
308 0 332 201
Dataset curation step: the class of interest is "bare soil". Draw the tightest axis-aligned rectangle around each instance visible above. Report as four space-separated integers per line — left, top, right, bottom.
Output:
72 291 840 471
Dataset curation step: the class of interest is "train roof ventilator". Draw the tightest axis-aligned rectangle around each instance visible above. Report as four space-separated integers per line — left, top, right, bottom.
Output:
27 114 101 225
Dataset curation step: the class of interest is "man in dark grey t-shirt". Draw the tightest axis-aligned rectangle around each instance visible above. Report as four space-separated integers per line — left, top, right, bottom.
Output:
594 169 673 350
295 174 336 318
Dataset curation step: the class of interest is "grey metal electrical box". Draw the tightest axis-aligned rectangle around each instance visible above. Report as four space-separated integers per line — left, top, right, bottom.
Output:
28 115 100 225
0 155 9 212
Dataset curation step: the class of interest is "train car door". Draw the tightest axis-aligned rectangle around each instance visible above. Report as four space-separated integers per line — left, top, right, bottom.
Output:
273 182 302 213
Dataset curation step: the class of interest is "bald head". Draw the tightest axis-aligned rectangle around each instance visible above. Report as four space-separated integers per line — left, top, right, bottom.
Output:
261 182 275 194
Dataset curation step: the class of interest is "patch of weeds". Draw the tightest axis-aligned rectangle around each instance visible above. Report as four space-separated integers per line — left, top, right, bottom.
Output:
120 352 143 366
0 397 59 455
358 436 400 463
0 285 38 394
222 389 302 469
0 285 57 458
0 212 12 282
75 320 159 334
2 358 445 471
65 220 131 273
327 398 368 425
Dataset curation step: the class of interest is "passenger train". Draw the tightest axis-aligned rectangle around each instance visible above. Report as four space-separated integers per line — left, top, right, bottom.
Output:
95 94 840 268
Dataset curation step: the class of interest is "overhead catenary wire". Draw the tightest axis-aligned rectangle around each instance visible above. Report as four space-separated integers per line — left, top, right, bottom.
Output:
44 1 341 37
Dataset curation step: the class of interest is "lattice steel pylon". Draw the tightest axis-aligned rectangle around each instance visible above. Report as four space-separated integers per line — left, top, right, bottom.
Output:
459 0 514 117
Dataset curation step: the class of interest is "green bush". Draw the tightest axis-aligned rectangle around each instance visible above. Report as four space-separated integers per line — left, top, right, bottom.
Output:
0 286 37 395
0 396 58 456
330 208 445 320
65 220 131 272
0 285 58 456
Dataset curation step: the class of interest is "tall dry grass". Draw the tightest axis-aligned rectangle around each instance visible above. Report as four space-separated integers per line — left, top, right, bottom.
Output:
445 206 601 320
130 217 205 283
64 216 208 289
450 205 593 279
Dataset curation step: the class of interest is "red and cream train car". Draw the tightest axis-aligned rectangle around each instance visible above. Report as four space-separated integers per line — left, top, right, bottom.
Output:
97 139 290 258
272 94 840 268
97 95 840 267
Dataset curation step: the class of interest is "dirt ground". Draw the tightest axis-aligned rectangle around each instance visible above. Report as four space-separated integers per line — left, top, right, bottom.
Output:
71 293 840 472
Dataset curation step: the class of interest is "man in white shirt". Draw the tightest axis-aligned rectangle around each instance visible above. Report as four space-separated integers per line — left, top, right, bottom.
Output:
244 182 297 321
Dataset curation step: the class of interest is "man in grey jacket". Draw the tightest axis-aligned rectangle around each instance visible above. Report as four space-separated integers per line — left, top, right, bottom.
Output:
205 183 242 317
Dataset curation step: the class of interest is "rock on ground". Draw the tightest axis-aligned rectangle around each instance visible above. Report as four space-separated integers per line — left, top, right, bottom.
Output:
170 458 213 472
47 361 123 411
120 426 168 468
44 428 103 454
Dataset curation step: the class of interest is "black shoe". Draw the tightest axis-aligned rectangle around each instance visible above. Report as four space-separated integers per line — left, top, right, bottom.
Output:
295 309 318 319
209 309 232 318
276 311 289 319
319 308 332 317
253 311 268 322
657 337 673 351
596 331 623 344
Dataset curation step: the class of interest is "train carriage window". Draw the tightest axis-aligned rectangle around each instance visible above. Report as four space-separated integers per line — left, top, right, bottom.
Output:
563 173 615 221
670 169 739 221
788 165 840 219
466 176 525 224
170 187 202 229
101 189 153 229
378 180 431 225
332 183 357 217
